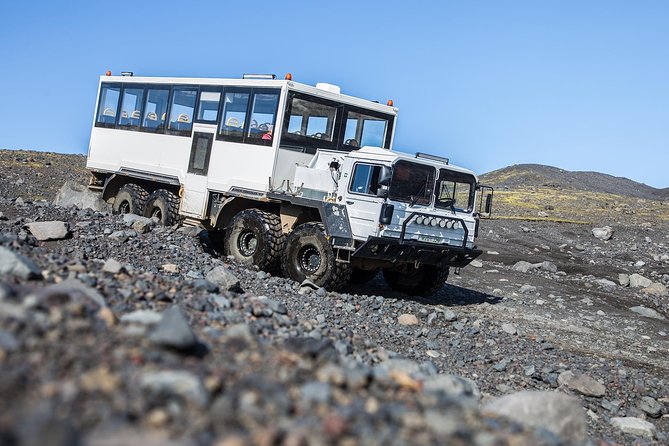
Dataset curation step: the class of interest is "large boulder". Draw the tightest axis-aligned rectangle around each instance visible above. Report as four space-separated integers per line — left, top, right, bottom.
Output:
484 391 587 444
53 181 111 212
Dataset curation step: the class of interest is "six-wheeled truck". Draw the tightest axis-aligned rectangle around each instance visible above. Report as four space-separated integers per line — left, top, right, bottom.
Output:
87 72 493 295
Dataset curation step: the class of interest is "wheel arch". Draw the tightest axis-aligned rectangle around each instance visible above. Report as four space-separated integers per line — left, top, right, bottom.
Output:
102 173 180 202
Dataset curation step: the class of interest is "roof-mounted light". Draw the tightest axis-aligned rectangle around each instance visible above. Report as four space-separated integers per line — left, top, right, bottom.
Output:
121 71 134 77
243 74 276 80
105 70 112 76
387 99 394 106
285 73 293 80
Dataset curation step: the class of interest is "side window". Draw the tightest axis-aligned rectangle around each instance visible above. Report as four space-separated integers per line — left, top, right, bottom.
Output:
219 90 250 141
96 84 121 126
196 90 221 123
167 88 197 133
288 97 337 141
349 164 382 196
141 88 169 131
118 87 145 128
246 90 280 146
343 111 389 148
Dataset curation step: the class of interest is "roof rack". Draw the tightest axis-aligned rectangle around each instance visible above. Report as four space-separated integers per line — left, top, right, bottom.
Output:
415 152 449 164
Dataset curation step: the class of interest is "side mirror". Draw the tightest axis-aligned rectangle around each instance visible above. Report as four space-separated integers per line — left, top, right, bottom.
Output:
379 203 394 224
376 187 389 199
378 165 392 187
485 193 493 214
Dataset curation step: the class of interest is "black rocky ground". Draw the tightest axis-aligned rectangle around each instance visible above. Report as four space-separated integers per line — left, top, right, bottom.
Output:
1 150 668 445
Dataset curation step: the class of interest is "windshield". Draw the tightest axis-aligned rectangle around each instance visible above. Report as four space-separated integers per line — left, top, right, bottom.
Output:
388 160 435 206
435 169 475 212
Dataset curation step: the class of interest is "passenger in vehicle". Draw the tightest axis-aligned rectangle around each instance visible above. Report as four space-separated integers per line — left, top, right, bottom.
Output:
261 124 273 140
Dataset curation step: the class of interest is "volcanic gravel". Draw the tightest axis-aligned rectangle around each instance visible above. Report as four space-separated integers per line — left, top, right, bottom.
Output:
1 150 668 445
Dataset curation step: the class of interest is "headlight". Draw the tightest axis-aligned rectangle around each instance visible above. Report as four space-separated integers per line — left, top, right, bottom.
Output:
430 218 438 226
439 219 447 228
415 216 424 225
452 221 460 229
446 220 453 229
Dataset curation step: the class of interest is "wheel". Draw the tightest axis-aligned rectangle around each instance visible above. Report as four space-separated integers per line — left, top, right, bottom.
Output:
350 267 380 284
281 223 351 290
224 209 284 273
382 265 450 296
143 189 181 226
113 183 149 215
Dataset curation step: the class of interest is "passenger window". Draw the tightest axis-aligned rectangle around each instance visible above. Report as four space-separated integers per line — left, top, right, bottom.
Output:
349 164 382 196
288 98 337 141
197 90 221 122
247 91 280 145
168 88 197 133
118 87 144 128
219 90 250 141
343 111 388 148
141 88 169 131
96 85 121 126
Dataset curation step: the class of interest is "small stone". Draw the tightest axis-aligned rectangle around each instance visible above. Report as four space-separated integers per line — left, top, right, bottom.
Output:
149 306 199 350
140 370 209 408
102 258 124 274
634 260 646 268
161 263 179 274
512 261 535 273
501 323 517 335
629 306 665 320
540 261 558 272
610 417 656 439
592 226 614 240
641 282 668 297
0 246 43 280
629 273 652 288
205 266 240 292
575 244 586 251
558 370 605 397
398 313 419 326
0 331 19 352
120 310 162 325
24 221 70 241
440 309 457 322
595 278 617 288
470 260 483 268
638 396 663 418
619 274 630 287
423 374 480 399
493 358 510 372
519 284 536 294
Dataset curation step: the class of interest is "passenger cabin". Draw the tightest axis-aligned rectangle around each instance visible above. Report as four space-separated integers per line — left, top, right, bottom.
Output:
87 73 398 219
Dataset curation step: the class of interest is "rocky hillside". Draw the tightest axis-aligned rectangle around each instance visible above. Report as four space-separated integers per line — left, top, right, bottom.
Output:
482 164 668 201
1 149 668 445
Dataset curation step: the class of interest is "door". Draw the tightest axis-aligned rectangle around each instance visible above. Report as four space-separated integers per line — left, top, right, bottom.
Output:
181 131 213 217
342 160 384 239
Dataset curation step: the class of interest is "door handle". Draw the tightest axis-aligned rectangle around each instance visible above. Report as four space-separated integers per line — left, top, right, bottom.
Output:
346 200 354 205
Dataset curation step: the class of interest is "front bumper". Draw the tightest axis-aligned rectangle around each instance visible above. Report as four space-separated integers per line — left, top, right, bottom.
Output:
352 236 482 267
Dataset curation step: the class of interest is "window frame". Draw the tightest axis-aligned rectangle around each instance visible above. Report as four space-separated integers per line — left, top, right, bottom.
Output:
279 91 344 154
95 82 123 129
116 86 146 131
339 106 394 151
435 169 477 213
138 86 171 134
347 162 385 198
194 87 223 125
164 86 199 137
216 87 281 147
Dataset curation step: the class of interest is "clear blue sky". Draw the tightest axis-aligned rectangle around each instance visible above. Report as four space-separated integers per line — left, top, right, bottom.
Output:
1 1 667 187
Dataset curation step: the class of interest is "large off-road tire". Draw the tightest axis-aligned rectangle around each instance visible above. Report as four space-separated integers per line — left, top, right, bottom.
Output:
143 189 181 226
224 209 284 273
350 267 380 284
382 264 450 296
112 183 149 215
281 222 351 291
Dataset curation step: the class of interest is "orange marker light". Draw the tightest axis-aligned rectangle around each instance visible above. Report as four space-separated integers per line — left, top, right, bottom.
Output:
285 73 292 80
387 99 394 106
105 70 111 76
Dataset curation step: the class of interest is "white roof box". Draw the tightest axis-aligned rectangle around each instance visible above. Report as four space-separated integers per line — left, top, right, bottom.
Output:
315 83 341 94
